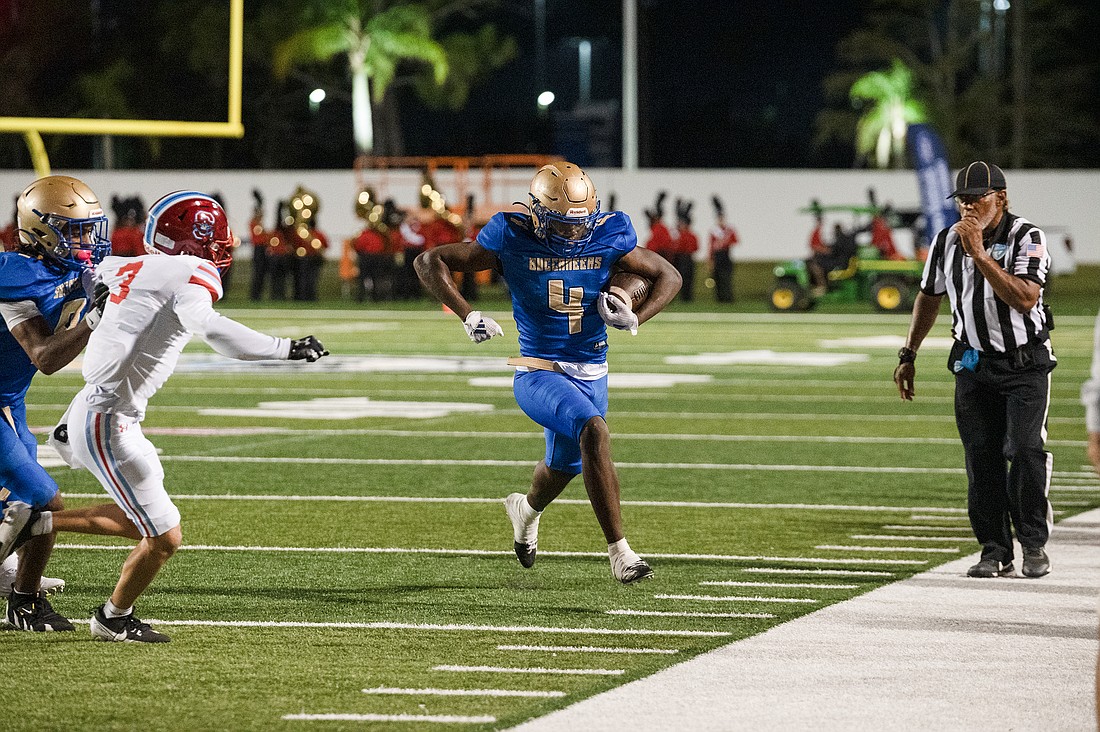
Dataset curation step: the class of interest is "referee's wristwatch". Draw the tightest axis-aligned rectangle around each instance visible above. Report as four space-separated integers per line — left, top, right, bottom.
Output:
897 347 917 364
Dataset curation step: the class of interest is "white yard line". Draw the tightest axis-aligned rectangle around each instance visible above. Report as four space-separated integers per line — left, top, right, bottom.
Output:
882 525 972 531
909 514 970 522
57 493 969 514
105 618 729 637
154 454 976 475
606 610 775 619
699 581 859 590
850 534 973 542
655 594 818 605
740 568 893 577
815 545 959 554
433 665 624 677
21 400 1086 422
284 713 495 724
54 544 929 566
496 645 678 655
362 687 566 698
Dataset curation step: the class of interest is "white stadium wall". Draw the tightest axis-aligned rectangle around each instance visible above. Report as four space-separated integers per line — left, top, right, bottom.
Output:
1 168 1097 264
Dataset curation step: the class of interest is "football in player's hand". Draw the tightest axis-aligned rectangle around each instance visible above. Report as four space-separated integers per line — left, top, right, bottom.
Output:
604 271 652 311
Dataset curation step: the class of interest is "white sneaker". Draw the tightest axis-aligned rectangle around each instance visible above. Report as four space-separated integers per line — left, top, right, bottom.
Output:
504 493 540 568
0 554 66 596
609 547 654 584
0 502 33 563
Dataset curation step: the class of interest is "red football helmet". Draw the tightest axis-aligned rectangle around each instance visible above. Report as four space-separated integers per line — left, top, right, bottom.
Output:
144 191 233 269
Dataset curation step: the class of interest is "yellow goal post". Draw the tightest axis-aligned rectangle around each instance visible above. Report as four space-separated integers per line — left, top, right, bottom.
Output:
0 0 245 176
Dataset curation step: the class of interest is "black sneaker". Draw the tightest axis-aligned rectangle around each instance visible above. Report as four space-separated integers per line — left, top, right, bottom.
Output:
90 605 170 643
966 558 1014 578
1022 547 1050 578
5 590 75 631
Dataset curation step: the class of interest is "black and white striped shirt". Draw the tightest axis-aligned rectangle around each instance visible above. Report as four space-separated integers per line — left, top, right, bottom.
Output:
920 212 1051 353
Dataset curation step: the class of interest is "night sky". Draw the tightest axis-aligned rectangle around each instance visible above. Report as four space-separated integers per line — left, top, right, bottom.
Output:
6 0 1096 170
401 0 865 168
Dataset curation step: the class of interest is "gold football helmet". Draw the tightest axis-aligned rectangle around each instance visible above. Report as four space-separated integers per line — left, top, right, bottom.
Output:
528 161 600 252
17 175 110 269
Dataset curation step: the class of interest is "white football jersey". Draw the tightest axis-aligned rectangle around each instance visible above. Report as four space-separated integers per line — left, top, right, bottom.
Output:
82 254 289 418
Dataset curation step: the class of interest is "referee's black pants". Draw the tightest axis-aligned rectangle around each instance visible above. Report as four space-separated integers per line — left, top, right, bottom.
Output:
952 341 1055 563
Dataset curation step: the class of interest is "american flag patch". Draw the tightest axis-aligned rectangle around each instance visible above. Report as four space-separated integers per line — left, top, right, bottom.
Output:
1026 232 1045 258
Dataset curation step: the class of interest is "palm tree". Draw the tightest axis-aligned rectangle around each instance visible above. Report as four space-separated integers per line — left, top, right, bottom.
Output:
849 59 929 168
273 2 448 156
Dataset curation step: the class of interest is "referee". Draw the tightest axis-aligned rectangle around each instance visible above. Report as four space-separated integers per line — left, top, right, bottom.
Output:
894 161 1055 579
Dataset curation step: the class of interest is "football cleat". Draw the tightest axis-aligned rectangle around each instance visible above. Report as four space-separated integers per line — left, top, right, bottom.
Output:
504 493 540 569
0 554 66 596
5 590 74 632
610 550 654 585
90 605 170 643
0 502 37 564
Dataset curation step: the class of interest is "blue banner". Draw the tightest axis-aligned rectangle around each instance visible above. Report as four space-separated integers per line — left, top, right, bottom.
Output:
908 123 958 247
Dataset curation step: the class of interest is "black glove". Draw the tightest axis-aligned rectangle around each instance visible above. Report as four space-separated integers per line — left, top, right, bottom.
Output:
289 335 329 362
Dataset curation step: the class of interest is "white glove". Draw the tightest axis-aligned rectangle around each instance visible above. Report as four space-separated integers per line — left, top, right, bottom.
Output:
463 310 503 344
83 281 110 331
597 291 638 335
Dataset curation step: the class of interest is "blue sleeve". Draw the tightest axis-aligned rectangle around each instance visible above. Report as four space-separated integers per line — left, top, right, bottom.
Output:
595 211 638 260
0 257 43 301
476 213 510 254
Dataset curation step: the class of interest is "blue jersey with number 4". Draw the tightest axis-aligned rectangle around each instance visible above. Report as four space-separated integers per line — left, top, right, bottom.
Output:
0 252 86 405
477 210 637 363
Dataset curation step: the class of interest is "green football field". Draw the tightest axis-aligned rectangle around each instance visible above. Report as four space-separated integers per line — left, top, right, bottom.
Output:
5 294 1098 731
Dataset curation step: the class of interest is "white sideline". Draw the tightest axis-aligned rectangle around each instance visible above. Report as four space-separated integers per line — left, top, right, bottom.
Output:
506 509 1100 731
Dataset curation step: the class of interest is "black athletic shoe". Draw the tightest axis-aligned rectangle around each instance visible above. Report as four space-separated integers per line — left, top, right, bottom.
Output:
5 590 75 632
90 605 170 643
1022 547 1050 578
966 558 1014 578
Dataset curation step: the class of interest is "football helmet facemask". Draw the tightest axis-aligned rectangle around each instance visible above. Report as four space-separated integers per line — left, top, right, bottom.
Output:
145 191 233 269
16 175 111 270
528 162 601 254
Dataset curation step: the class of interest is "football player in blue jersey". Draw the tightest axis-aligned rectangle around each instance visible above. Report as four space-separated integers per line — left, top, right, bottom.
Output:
0 175 110 631
416 162 681 583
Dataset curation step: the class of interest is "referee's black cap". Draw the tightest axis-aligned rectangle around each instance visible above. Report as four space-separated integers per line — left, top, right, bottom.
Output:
948 161 1007 198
